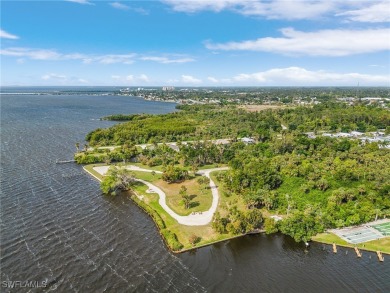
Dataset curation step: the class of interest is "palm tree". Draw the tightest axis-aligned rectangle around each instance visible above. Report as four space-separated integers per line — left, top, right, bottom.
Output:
182 195 191 209
179 185 191 209
374 207 381 221
104 156 111 165
191 163 199 175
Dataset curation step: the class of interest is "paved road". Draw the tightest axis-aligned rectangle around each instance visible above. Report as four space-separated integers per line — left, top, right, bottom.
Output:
93 165 163 175
96 138 232 151
92 165 228 226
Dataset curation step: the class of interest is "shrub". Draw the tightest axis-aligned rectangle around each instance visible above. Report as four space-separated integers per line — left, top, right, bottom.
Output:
212 212 230 234
188 234 201 245
264 218 279 234
75 154 103 164
161 229 183 251
162 165 189 183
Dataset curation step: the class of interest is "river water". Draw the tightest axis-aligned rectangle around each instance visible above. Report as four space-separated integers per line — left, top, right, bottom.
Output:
1 90 389 292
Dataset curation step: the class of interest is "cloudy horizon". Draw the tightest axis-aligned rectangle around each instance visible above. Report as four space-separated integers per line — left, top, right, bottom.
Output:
1 0 389 86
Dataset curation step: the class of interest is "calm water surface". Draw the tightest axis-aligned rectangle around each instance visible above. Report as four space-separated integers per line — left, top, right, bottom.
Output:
1 92 389 292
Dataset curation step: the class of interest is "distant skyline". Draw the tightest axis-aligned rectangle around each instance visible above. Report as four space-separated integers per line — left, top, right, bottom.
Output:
1 0 390 86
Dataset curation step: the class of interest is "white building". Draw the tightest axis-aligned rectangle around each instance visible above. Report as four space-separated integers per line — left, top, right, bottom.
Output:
351 131 364 137
162 86 175 91
335 132 352 138
240 137 255 144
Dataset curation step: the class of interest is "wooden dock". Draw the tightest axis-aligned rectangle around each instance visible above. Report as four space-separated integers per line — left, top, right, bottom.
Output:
377 251 384 262
329 243 385 262
354 247 362 258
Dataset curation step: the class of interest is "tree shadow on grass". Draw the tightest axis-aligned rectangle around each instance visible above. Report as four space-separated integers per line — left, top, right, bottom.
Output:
189 194 199 208
190 201 200 208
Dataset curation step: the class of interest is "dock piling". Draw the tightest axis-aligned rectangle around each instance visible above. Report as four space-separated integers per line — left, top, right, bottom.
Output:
354 247 362 258
377 251 384 262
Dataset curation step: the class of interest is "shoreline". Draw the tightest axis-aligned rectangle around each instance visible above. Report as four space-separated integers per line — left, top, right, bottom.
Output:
83 165 390 255
312 239 390 256
311 231 390 255
82 165 250 253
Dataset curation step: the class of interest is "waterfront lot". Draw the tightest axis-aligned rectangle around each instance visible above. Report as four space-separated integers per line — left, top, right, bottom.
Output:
84 163 248 251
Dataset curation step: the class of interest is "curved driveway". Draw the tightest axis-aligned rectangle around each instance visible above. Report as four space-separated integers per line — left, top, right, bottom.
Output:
93 165 228 226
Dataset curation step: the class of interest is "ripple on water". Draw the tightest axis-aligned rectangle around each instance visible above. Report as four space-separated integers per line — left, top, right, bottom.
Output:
1 94 206 292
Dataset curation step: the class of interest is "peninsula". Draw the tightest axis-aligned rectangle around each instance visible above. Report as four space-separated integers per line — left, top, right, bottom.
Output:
77 93 390 253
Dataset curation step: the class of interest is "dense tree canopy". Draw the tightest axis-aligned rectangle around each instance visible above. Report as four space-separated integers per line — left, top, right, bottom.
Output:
101 167 136 196
86 103 389 147
84 102 389 242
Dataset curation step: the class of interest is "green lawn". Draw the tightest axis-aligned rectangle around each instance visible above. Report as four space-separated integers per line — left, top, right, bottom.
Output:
153 176 213 216
83 164 105 180
130 180 238 250
130 162 165 172
130 169 213 216
131 170 162 181
210 170 247 217
84 163 249 252
197 163 227 170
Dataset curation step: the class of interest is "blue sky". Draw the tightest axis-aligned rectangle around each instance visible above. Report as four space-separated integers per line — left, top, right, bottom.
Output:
1 0 389 86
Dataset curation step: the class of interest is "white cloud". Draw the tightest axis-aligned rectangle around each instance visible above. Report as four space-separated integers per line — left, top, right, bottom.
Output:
111 74 150 83
231 67 390 85
140 56 195 64
163 0 390 22
42 73 67 80
163 0 336 20
139 74 150 82
1 48 63 60
109 2 149 14
40 73 89 84
1 47 195 65
0 29 19 39
66 0 94 5
337 1 390 23
207 77 219 83
0 47 136 64
110 2 129 10
238 0 335 20
126 75 134 81
181 75 202 84
206 27 390 56
163 0 239 13
94 54 136 64
131 7 150 15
